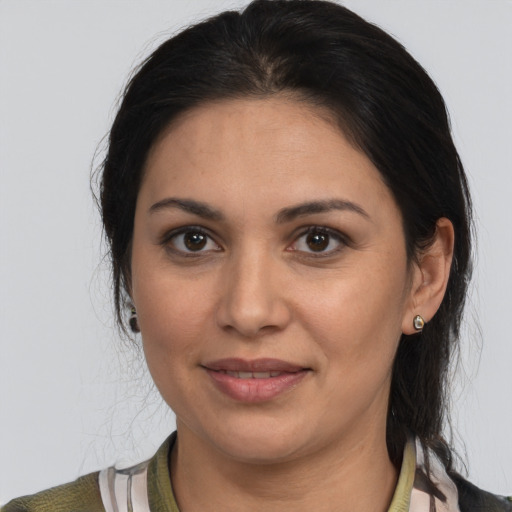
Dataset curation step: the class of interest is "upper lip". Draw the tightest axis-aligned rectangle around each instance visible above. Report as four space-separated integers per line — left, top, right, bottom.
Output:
203 358 307 373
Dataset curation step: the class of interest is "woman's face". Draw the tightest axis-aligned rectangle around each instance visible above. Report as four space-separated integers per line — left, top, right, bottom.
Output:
131 97 418 463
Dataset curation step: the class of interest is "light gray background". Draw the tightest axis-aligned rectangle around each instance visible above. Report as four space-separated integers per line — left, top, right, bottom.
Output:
1 0 511 503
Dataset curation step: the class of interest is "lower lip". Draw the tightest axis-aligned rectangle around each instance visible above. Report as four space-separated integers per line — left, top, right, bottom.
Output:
205 369 309 403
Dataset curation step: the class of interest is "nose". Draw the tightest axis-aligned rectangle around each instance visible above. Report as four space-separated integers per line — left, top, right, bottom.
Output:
215 248 292 338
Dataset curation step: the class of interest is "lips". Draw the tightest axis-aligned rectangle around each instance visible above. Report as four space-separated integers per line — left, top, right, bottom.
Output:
203 358 310 402
204 357 305 373
217 370 284 379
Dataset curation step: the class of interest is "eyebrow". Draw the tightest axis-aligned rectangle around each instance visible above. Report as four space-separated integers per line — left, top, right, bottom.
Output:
149 198 224 221
148 197 369 223
275 199 370 224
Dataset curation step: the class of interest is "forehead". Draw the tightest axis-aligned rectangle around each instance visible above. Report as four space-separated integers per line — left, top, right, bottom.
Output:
139 97 398 222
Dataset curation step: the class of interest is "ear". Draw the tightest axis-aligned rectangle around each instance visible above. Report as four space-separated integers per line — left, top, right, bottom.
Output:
401 218 454 335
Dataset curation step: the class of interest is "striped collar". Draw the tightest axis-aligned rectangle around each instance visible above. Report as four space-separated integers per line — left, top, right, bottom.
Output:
98 432 460 512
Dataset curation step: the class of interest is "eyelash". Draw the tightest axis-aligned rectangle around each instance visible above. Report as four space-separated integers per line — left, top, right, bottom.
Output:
289 226 349 257
160 226 221 257
160 225 349 258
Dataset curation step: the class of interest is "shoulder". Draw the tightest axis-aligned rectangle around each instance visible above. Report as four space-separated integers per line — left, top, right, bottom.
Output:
1 435 176 512
411 437 511 512
1 472 104 512
451 473 512 512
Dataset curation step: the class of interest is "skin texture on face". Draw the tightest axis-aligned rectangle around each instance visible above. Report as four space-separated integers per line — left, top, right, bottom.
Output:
130 97 445 511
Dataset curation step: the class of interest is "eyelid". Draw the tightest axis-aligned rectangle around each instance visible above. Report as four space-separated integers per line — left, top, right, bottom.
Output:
288 225 350 256
159 225 222 255
158 224 350 258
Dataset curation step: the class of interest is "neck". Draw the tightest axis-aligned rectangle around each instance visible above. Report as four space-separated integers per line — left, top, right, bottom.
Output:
170 423 399 512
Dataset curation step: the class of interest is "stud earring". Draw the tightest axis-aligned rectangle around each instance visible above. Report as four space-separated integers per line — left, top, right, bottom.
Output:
129 307 140 333
413 314 425 331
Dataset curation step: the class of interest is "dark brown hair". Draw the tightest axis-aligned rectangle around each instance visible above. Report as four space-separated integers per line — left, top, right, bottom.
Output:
98 0 472 468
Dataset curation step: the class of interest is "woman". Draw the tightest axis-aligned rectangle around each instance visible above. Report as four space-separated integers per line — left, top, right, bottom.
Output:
2 1 511 511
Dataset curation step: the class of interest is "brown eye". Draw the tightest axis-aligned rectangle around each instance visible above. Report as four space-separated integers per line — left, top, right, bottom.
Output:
291 227 346 255
166 228 220 254
184 232 207 251
306 232 329 252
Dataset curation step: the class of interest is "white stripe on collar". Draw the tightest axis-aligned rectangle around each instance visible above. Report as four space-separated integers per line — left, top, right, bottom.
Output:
99 460 151 512
410 438 460 512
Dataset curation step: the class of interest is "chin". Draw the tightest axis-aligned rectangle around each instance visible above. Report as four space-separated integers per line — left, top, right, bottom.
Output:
185 413 315 465
217 432 306 465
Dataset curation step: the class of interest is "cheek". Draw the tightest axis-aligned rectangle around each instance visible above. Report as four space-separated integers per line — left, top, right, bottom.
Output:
297 254 409 371
137 278 212 354
298 273 405 426
130 245 217 371
134 277 214 410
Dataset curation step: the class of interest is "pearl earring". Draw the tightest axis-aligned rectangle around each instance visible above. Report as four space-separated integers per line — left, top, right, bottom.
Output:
413 314 425 331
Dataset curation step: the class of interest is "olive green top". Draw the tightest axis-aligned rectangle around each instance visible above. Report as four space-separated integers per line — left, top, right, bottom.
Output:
2 434 177 512
2 433 511 512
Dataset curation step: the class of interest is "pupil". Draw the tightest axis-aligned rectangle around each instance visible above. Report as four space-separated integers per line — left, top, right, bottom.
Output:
184 232 207 251
306 232 329 252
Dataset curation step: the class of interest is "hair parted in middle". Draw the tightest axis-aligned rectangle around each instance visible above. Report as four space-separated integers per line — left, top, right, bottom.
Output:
98 0 472 470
